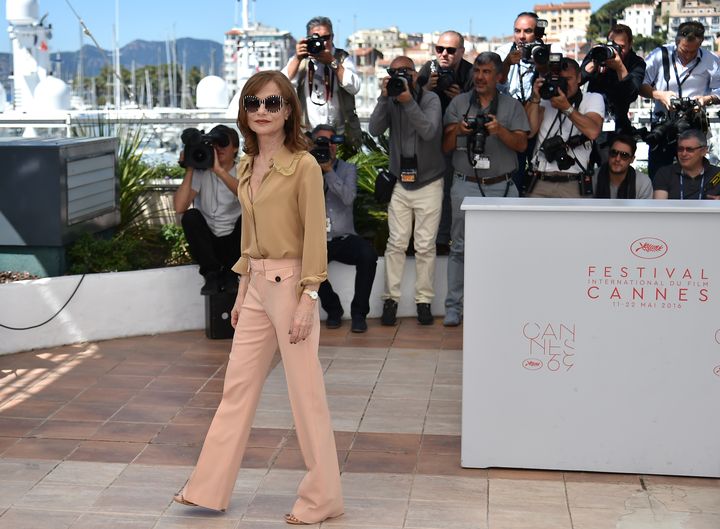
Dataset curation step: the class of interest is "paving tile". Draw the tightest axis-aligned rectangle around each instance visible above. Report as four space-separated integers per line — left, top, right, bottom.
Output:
70 387 137 405
108 362 170 376
92 485 174 514
324 497 408 528
70 513 158 529
186 391 222 408
487 468 565 481
110 404 181 423
416 453 487 477
351 432 421 454
0 417 43 437
0 437 17 455
14 482 106 510
405 500 488 529
643 475 720 488
0 458 58 482
488 506 572 529
285 430 354 451
170 407 216 425
0 508 79 529
94 375 154 390
29 420 102 440
146 377 208 393
0 480 35 509
489 478 568 508
0 399 66 419
114 464 193 488
162 365 220 379
67 440 145 463
340 472 413 501
51 402 122 422
232 468 268 494
153 516 238 528
420 434 461 455
564 471 642 484
566 482 650 511
152 423 209 445
2 438 79 460
647 484 720 514
128 391 195 407
247 428 289 449
91 422 165 443
43 460 127 486
243 493 297 521
411 475 487 503
133 444 202 466
343 450 417 474
256 469 304 495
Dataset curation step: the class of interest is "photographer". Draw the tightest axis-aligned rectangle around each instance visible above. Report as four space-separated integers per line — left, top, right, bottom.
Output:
496 12 558 195
581 24 646 134
640 21 720 179
418 30 474 250
283 16 362 148
442 52 529 327
653 129 720 200
368 56 444 326
174 125 242 295
309 125 377 333
526 57 605 198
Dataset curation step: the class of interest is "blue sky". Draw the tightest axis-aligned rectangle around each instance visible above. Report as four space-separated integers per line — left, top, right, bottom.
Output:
1 1 607 53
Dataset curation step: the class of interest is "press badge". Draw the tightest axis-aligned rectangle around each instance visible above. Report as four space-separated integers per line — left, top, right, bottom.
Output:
400 155 418 183
473 155 490 170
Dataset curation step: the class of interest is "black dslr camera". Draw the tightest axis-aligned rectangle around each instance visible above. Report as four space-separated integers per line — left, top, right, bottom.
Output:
540 134 588 171
539 53 568 99
466 114 492 155
180 127 230 170
519 19 550 65
387 69 414 97
641 97 708 147
588 41 623 64
430 60 456 91
309 133 344 164
306 33 325 56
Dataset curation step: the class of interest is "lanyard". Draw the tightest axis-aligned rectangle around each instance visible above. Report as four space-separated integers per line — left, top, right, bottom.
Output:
680 171 705 200
308 60 335 105
671 50 702 98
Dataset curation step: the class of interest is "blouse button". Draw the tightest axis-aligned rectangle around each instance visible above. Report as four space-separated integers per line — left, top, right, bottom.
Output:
275 276 281 282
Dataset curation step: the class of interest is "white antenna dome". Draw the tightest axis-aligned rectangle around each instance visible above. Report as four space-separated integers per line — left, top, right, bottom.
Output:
6 0 40 25
196 75 229 109
33 76 70 111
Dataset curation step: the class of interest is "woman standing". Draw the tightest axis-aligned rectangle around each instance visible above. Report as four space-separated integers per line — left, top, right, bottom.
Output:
173 70 344 525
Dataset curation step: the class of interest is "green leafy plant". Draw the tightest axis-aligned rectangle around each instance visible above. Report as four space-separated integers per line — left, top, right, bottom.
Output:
161 224 192 265
116 127 155 236
67 232 158 274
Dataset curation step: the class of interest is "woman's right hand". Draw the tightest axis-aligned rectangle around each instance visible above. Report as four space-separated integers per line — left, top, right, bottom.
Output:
231 276 250 328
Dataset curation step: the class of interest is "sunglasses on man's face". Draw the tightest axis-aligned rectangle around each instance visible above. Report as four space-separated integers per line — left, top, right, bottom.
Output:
243 95 285 113
435 46 457 55
679 29 704 40
677 144 705 153
307 34 332 41
609 148 632 160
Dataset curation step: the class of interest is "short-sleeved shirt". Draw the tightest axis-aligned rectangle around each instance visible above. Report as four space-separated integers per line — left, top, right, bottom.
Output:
532 92 605 173
643 44 720 115
653 161 720 199
190 166 241 237
496 41 564 103
444 91 530 178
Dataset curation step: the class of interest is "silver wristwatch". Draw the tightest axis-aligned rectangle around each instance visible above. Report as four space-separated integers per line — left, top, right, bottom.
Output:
329 59 339 70
561 106 574 118
303 289 319 301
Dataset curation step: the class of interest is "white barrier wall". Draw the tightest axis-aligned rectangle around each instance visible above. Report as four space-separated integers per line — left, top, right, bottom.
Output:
0 257 448 355
461 198 720 478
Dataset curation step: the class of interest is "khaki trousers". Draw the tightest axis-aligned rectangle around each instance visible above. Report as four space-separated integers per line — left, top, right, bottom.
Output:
183 258 343 522
527 179 583 198
383 178 443 303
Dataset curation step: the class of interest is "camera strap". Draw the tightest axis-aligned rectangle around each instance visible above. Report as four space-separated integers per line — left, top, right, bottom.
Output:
664 47 702 98
307 60 335 105
464 91 499 176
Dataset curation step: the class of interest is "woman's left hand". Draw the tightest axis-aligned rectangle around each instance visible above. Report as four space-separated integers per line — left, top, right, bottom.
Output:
289 296 316 344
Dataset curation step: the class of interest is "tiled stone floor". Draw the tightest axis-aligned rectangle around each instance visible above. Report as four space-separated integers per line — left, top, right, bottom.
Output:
0 318 718 528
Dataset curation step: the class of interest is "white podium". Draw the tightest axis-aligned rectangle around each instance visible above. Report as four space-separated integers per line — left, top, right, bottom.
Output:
461 198 720 477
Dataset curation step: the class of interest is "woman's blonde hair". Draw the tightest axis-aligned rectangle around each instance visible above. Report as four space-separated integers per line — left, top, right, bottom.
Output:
237 71 307 155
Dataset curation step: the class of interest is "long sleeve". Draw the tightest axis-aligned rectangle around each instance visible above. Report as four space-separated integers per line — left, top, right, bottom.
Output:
338 54 361 95
324 162 357 207
297 156 328 288
369 96 390 136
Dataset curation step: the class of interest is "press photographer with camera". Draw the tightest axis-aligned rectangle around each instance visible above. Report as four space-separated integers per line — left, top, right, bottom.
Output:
418 30 474 251
308 125 377 333
368 56 445 327
496 12 559 195
640 21 720 179
653 129 720 200
174 125 242 295
283 16 362 148
581 24 645 135
526 56 605 198
441 52 529 327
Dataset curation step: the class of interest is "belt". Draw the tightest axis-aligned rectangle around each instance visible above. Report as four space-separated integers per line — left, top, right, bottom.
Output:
456 172 512 186
536 171 582 183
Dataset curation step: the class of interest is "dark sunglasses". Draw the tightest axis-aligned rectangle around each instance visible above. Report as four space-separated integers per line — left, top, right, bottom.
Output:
679 29 704 39
435 45 457 55
609 148 632 160
677 145 705 153
386 67 412 76
243 95 285 113
307 34 332 41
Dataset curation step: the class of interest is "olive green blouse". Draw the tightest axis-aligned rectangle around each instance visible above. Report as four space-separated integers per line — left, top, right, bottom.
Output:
231 146 328 291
